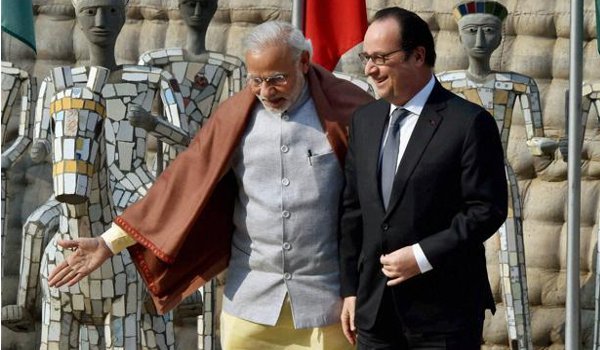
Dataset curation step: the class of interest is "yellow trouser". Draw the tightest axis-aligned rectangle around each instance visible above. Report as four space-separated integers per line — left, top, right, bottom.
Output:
220 299 354 350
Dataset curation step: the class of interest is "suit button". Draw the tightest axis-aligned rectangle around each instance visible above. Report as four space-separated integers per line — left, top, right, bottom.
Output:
283 242 291 250
282 210 291 218
382 223 389 231
283 272 292 280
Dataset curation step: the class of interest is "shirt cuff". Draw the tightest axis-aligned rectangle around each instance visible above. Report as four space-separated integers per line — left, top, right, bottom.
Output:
412 243 433 273
102 222 137 254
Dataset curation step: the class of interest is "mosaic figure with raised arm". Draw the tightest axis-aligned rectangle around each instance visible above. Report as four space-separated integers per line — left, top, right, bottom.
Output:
435 2 558 349
2 0 183 347
581 82 600 350
136 0 246 172
1 62 36 257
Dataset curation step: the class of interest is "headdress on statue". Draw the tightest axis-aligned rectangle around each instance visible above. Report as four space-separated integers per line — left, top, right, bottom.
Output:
453 1 508 22
71 0 130 9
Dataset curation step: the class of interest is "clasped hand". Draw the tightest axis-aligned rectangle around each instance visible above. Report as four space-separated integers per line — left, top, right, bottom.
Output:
380 246 421 286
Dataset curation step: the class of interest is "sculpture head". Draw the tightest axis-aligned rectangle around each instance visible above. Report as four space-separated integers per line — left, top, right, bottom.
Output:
453 1 507 60
50 67 109 204
243 21 311 114
72 0 128 47
179 0 218 32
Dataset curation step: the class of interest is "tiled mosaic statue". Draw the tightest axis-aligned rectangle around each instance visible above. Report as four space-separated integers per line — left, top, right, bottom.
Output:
581 82 600 350
436 2 558 349
1 62 36 260
2 0 187 347
38 66 147 349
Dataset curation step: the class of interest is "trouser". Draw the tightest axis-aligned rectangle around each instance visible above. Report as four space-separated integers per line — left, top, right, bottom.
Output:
357 289 484 350
220 297 354 350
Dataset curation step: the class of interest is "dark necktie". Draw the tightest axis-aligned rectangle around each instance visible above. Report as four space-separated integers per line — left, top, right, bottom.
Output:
380 108 410 209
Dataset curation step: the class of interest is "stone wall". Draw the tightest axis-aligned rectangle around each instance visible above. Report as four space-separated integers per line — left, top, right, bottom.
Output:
1 0 599 349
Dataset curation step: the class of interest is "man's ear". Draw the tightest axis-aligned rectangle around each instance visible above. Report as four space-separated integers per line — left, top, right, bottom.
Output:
413 46 426 66
300 51 310 74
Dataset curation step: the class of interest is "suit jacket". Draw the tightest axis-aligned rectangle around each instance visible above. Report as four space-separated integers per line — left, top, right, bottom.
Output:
339 81 508 333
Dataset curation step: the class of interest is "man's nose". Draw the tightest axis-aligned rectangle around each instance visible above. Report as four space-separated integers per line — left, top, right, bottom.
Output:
259 83 276 96
364 59 377 76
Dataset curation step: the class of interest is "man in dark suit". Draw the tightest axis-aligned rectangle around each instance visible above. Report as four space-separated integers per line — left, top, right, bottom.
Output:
339 7 508 350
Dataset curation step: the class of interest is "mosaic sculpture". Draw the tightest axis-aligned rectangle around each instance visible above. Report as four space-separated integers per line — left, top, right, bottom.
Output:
1 61 35 258
436 2 557 349
2 1 187 347
38 66 145 349
581 82 600 350
136 0 245 171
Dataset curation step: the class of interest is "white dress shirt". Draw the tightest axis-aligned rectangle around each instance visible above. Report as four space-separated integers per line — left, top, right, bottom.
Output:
385 75 436 273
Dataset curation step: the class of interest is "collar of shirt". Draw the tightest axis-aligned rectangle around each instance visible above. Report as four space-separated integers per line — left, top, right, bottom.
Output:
388 74 436 118
286 82 310 116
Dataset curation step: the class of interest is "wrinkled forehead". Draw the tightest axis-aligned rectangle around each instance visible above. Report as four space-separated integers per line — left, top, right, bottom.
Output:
72 0 128 10
458 13 502 28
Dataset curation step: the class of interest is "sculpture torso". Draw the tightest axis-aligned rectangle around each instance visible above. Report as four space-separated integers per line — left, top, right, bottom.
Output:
139 48 246 137
437 70 544 151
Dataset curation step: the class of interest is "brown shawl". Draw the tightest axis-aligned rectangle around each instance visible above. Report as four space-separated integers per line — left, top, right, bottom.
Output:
116 65 374 314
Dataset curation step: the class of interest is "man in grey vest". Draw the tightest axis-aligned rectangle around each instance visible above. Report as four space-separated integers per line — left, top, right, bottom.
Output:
48 21 373 349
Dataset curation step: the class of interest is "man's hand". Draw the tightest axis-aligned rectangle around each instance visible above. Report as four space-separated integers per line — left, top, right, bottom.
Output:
127 104 158 132
48 237 113 288
341 296 357 345
380 246 420 286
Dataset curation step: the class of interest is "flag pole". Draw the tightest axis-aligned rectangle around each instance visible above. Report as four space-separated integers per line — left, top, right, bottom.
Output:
292 0 304 30
566 0 583 348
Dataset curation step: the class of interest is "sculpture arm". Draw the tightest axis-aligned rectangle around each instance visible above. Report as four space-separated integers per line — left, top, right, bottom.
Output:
520 77 558 156
2 77 36 170
30 76 55 163
127 103 190 147
225 57 247 96
157 70 190 145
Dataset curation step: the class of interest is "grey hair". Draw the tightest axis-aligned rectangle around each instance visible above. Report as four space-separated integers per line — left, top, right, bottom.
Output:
243 21 313 60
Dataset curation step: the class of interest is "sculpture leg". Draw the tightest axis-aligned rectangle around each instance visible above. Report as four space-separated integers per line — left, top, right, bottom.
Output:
498 164 533 350
80 323 106 349
40 300 79 349
1 198 60 332
139 285 175 350
197 280 216 350
2 170 6 259
102 292 130 350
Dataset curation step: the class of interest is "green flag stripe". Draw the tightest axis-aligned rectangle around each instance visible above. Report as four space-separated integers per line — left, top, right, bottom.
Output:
1 26 36 53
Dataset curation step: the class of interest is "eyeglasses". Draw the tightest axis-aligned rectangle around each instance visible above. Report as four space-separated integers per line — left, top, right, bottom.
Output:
358 49 404 66
246 74 288 88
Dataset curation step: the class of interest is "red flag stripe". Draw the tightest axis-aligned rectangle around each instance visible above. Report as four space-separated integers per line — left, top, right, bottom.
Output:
304 0 368 71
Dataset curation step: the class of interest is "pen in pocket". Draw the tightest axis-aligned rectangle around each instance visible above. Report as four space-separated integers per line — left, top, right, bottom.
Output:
307 149 313 166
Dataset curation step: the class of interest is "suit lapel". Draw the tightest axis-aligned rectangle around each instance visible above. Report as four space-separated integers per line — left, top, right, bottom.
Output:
384 84 446 217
